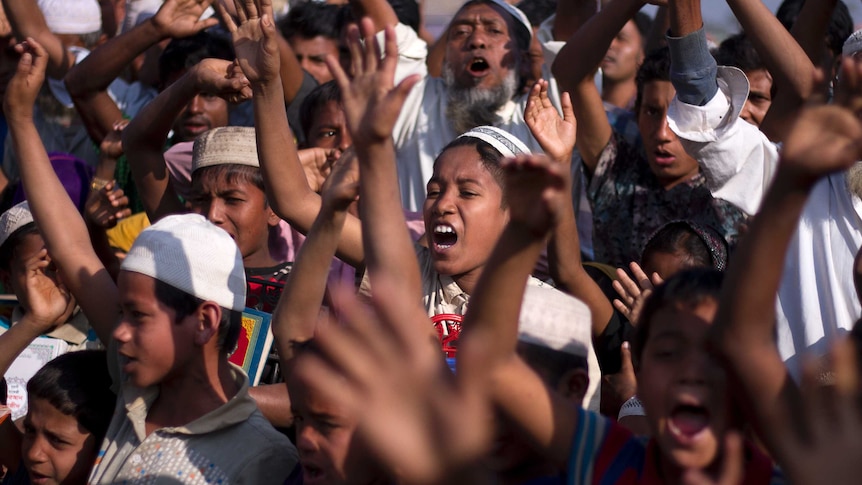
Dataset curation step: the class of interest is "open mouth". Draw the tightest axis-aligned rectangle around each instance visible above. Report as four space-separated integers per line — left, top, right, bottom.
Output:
668 404 710 441
301 463 326 483
432 224 458 251
468 57 490 76
653 149 675 166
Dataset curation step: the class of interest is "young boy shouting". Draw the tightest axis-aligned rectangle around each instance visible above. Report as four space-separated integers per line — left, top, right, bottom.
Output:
4 37 297 483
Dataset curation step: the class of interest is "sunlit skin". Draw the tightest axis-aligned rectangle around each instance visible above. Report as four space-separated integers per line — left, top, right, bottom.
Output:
0 232 47 313
288 35 339 84
739 68 773 127
21 398 98 485
637 300 731 479
444 2 525 92
113 271 198 389
423 145 509 296
602 19 643 109
638 80 699 189
287 373 387 485
171 92 229 143
188 175 280 269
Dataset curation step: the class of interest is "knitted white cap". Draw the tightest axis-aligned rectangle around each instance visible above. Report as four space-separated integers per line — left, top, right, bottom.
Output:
457 125 531 158
845 29 862 56
192 127 260 173
121 213 246 311
37 0 101 34
517 285 592 358
0 202 34 249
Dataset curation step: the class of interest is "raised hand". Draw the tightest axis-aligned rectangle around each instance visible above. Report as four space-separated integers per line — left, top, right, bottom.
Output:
190 58 251 102
219 0 280 85
834 56 862 118
326 18 420 145
3 38 47 121
20 248 75 333
291 281 489 485
502 154 570 237
320 148 359 212
780 105 862 182
152 0 219 39
525 80 576 164
612 262 663 324
99 119 130 161
85 181 132 229
297 147 331 192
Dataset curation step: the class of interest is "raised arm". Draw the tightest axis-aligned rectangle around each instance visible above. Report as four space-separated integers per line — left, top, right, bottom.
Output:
121 58 247 222
221 0 365 267
724 0 817 141
65 0 218 142
460 153 580 472
552 0 645 173
1 0 72 79
553 0 599 42
329 19 422 300
712 95 862 460
525 80 614 336
4 39 118 344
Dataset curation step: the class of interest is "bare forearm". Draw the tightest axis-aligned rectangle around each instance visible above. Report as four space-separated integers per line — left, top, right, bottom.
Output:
274 206 346 363
668 0 702 37
0 317 44 376
275 34 306 103
248 384 293 428
553 0 599 42
790 0 839 66
356 141 422 301
2 0 70 79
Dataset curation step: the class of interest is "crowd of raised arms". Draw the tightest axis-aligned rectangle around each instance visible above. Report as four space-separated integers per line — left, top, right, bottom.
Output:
1 0 862 483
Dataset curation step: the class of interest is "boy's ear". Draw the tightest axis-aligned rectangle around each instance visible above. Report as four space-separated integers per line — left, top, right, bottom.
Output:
194 301 223 347
266 206 280 228
555 368 589 406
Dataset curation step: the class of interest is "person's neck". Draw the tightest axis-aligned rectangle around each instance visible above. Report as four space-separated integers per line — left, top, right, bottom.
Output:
243 250 279 270
452 268 482 296
146 355 239 435
601 77 637 111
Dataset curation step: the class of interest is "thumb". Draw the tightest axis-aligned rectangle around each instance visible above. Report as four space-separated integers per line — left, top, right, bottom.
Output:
620 341 635 375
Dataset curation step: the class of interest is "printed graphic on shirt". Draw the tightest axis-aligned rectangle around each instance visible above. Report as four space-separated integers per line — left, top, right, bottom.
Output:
112 434 230 484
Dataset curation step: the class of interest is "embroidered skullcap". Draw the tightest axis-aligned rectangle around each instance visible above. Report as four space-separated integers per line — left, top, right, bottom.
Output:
845 29 862 56
0 202 33 249
37 0 101 34
517 285 592 358
472 0 533 51
644 220 729 271
457 125 531 158
121 213 246 311
192 127 260 173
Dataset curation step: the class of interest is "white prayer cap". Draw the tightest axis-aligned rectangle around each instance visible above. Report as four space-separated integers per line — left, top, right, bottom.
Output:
37 0 101 34
517 285 592 359
192 127 260 173
0 202 34 249
457 125 531 158
844 29 862 56
122 0 163 34
121 213 246 311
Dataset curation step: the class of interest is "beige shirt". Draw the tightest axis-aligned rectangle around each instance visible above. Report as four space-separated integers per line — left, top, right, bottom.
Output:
89 349 297 484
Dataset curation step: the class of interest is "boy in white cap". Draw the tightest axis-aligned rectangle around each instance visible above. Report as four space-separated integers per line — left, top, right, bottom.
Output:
5 38 298 483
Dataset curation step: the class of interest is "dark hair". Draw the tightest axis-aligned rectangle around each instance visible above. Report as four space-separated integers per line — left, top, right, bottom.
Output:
633 11 652 42
631 268 723 369
436 136 507 206
192 163 265 194
515 0 557 27
517 341 587 387
278 2 347 41
715 33 765 73
158 31 234 88
154 279 242 354
387 0 421 33
777 0 852 58
635 47 671 115
300 81 342 142
27 351 115 443
0 222 38 271
641 221 726 271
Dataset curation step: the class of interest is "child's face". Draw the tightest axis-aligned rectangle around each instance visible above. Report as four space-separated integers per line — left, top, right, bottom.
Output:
22 397 98 485
287 375 383 485
306 100 352 153
423 145 508 281
637 299 729 471
114 271 198 389
189 173 278 268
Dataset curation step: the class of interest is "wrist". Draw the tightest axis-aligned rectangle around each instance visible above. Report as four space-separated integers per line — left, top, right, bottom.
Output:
18 313 55 336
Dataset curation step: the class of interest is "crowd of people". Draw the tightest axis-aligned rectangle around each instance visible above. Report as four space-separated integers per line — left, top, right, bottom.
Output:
0 0 861 483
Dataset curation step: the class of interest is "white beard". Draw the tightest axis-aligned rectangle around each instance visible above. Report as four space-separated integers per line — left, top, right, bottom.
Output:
443 64 518 135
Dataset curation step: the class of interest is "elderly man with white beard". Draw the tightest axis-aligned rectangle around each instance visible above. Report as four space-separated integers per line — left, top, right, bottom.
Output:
355 0 563 211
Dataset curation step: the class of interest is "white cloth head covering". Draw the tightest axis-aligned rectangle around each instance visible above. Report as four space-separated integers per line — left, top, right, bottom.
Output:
192 127 260 173
0 202 34 249
457 125 531 158
121 213 246 311
517 285 592 358
37 0 101 34
844 29 862 56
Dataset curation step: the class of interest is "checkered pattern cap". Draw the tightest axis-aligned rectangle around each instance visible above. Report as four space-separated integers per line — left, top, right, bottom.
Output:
518 285 592 358
0 202 34 249
192 127 260 173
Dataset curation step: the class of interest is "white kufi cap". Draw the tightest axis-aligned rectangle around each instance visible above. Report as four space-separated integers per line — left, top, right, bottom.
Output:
37 0 101 34
192 127 260 173
0 202 34 249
